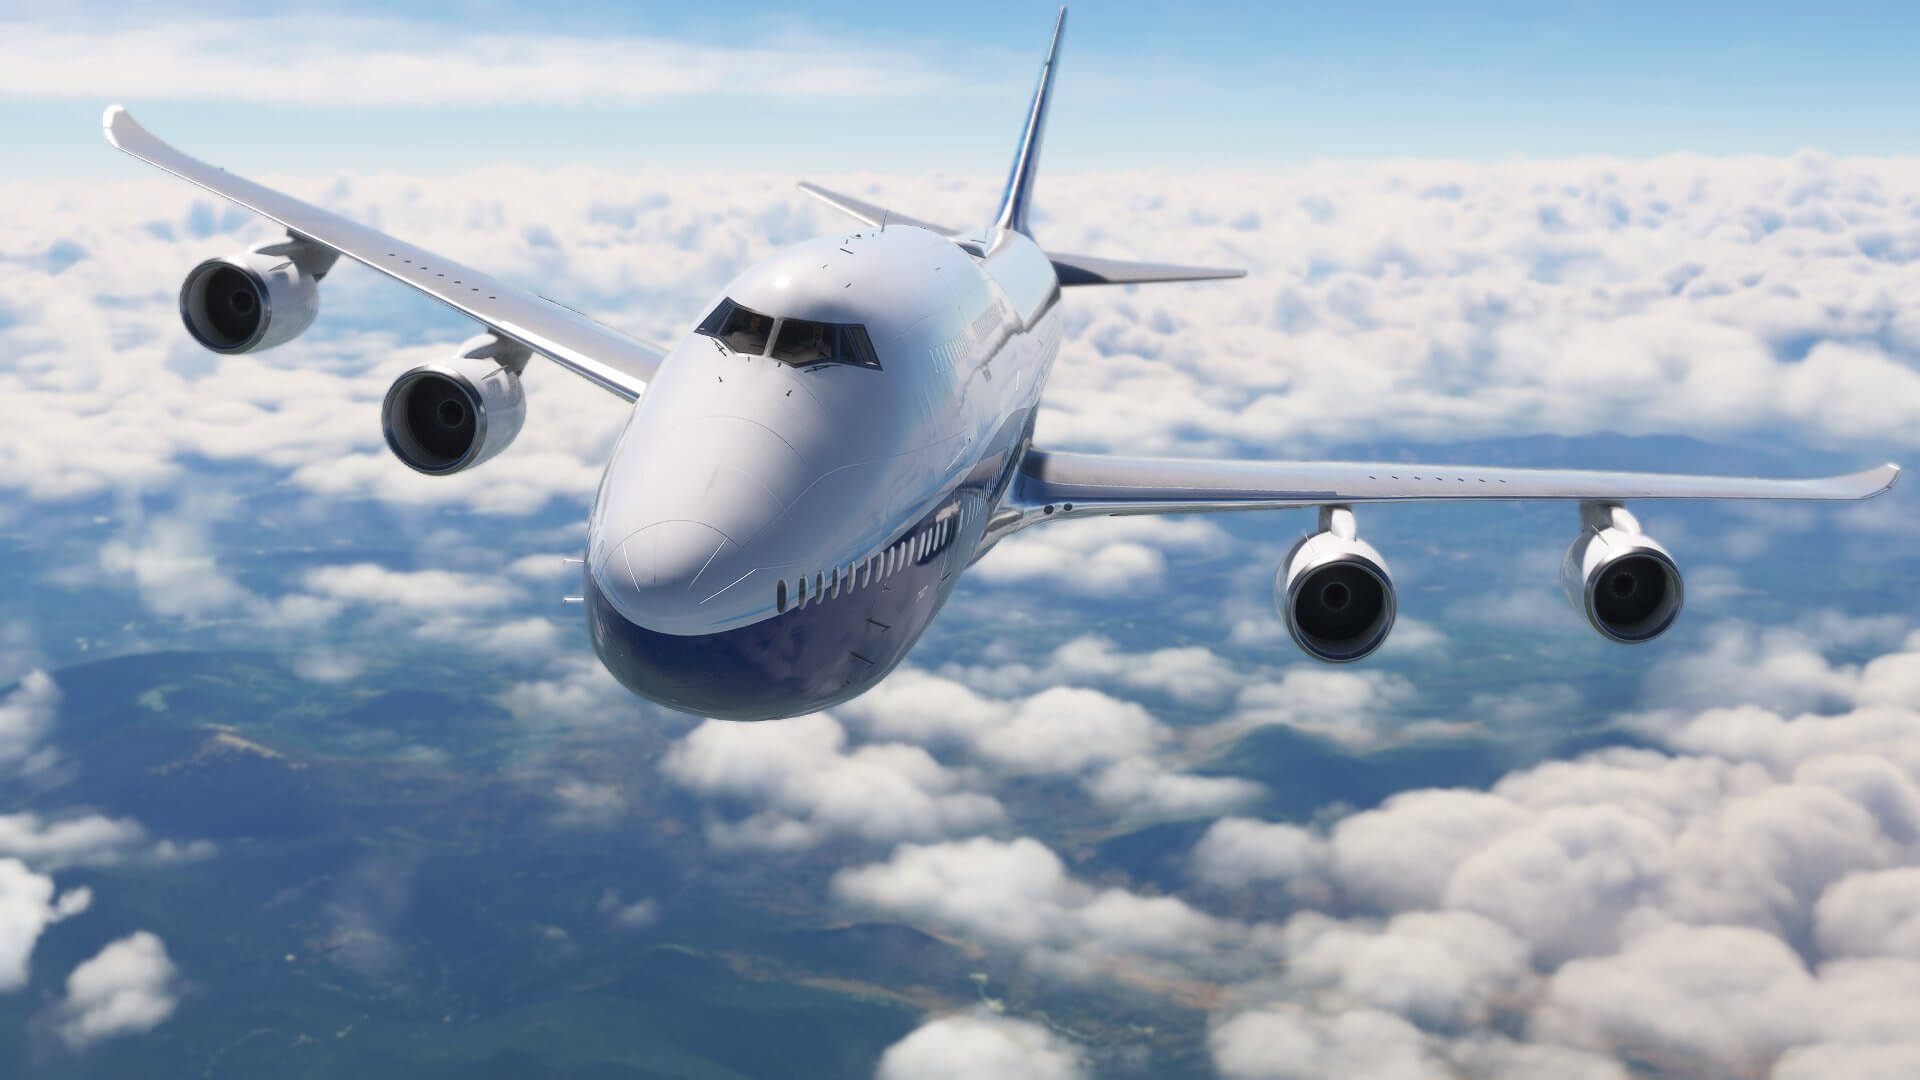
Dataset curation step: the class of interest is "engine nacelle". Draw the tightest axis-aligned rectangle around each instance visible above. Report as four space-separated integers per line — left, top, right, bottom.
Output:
1277 506 1397 663
1561 503 1684 643
381 333 529 475
179 238 334 354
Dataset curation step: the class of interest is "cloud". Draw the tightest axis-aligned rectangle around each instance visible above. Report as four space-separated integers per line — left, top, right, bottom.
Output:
1190 817 1325 892
50 931 180 1049
0 858 91 993
973 517 1231 594
595 889 659 930
1209 1007 1630 1080
1280 910 1532 1034
832 837 1252 980
1209 1007 1441 1080
1084 756 1264 821
836 673 1261 819
508 554 582 583
0 811 213 871
320 854 417 978
1815 868 1920 963
97 509 253 620
941 633 1248 706
661 714 1004 851
498 657 646 727
0 669 61 778
301 564 520 613
974 688 1162 774
548 779 627 831
2 17 978 106
1226 667 1419 748
828 618 1920 1078
875 1013 1087 1080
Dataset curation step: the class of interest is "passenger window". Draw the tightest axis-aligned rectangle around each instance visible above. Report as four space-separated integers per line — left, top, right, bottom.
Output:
771 319 836 365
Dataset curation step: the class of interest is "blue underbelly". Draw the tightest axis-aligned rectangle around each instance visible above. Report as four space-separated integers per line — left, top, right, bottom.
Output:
586 490 988 721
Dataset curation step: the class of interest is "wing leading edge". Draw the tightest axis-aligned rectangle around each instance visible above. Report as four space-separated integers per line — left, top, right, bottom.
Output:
1017 450 1900 517
103 106 663 401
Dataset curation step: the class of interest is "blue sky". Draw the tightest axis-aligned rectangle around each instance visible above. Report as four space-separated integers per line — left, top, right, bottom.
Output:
11 1 1920 179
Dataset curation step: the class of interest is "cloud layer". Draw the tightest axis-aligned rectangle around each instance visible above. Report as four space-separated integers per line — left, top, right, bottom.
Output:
855 620 1920 1078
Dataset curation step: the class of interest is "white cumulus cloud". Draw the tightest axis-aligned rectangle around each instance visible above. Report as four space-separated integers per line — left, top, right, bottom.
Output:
0 858 91 993
662 713 1004 851
875 1013 1087 1080
51 931 181 1049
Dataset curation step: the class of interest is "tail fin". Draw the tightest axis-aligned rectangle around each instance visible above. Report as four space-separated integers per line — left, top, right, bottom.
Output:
992 7 1066 237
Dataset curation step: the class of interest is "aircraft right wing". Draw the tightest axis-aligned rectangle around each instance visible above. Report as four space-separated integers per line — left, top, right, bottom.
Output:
104 105 664 401
1015 450 1901 517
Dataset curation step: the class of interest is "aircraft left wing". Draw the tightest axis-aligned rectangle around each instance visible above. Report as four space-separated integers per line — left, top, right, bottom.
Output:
104 106 663 401
1016 449 1900 516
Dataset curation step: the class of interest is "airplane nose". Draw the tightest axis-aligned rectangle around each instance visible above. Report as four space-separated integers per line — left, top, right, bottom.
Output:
592 519 739 634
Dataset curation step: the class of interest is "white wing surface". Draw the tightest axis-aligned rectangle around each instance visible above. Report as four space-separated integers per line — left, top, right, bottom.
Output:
104 106 663 401
1018 450 1900 516
1045 251 1245 286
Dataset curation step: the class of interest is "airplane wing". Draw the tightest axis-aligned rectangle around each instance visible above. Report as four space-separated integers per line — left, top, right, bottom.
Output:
1016 450 1900 516
103 106 663 401
796 181 962 238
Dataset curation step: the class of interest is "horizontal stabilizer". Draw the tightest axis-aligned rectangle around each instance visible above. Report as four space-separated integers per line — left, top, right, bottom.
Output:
1047 251 1246 286
796 182 959 238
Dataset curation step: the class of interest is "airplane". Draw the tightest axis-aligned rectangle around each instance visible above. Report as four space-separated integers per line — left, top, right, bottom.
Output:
106 9 1898 722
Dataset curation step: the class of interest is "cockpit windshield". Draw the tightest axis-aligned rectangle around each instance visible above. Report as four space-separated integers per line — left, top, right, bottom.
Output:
696 299 773 354
695 298 881 370
771 319 834 365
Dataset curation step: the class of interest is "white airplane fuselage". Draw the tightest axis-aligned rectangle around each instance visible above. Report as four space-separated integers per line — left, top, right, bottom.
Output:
583 224 1063 718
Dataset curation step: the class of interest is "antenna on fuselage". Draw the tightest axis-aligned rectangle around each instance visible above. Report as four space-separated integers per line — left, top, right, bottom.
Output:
880 209 889 232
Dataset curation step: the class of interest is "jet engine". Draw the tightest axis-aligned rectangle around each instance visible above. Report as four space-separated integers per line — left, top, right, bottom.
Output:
381 333 530 475
179 237 336 354
1277 506 1396 663
1561 502 1684 643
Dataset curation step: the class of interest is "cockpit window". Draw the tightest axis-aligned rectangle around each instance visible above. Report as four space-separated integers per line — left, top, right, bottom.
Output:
696 299 773 355
837 325 881 368
771 319 835 365
696 297 881 370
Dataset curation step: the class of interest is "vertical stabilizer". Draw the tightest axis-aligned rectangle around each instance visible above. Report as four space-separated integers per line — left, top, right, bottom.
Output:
992 7 1067 237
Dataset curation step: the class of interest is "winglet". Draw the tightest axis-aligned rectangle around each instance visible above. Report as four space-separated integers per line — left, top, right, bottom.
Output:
102 104 132 149
992 7 1066 237
1873 462 1902 497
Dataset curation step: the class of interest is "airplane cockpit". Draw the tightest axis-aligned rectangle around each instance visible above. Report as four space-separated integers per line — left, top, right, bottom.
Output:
695 298 882 370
